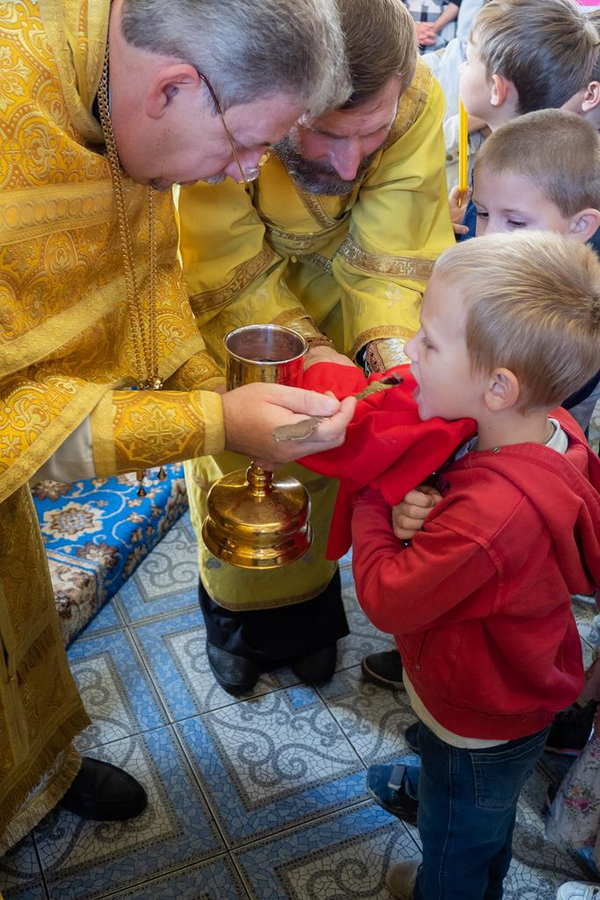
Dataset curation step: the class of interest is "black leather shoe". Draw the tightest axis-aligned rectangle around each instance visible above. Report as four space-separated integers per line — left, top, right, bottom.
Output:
206 642 260 695
58 758 147 821
361 649 403 690
290 643 337 684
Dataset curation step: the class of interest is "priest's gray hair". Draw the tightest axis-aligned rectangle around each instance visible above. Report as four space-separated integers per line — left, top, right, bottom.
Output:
120 0 351 118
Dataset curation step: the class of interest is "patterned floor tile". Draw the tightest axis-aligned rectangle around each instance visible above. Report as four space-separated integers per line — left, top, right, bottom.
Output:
573 593 600 650
318 665 416 766
74 596 124 641
176 687 368 847
68 628 167 751
117 515 200 624
34 728 224 900
132 608 297 721
0 836 46 900
94 855 249 900
234 802 420 900
336 574 397 672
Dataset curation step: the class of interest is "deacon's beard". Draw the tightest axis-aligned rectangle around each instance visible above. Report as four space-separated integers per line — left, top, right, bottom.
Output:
273 135 380 196
148 173 227 192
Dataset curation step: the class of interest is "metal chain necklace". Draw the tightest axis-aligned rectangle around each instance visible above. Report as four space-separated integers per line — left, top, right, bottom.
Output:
97 46 166 495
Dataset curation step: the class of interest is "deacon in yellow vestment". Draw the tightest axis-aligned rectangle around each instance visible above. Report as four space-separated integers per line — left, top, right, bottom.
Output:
178 52 454 667
0 0 226 850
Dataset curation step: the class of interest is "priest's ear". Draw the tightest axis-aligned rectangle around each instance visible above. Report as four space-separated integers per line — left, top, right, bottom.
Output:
145 64 201 118
484 367 519 412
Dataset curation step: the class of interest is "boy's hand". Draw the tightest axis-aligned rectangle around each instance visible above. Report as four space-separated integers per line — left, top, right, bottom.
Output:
392 485 443 541
448 185 471 236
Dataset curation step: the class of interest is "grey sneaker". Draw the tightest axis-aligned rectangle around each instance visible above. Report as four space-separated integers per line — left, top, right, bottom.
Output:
386 859 420 900
361 649 403 690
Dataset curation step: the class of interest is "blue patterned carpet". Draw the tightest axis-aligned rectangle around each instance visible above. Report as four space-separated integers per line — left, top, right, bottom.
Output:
2 426 600 900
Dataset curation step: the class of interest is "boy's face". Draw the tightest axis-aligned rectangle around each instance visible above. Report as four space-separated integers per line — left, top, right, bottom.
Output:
405 278 485 422
459 41 491 123
460 40 519 129
473 169 576 237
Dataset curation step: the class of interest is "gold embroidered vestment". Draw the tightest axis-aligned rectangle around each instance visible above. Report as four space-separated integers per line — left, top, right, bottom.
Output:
0 0 225 846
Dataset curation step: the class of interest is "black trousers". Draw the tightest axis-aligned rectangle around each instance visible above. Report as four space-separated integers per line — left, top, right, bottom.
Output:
199 570 348 663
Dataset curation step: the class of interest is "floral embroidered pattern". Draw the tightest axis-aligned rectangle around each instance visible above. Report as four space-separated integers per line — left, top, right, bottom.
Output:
33 465 188 645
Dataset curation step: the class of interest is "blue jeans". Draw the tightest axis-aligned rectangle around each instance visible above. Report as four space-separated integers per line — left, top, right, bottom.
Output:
404 722 550 900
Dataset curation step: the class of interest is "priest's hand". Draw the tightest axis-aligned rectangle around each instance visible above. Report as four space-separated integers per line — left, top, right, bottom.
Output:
221 382 356 468
392 485 443 541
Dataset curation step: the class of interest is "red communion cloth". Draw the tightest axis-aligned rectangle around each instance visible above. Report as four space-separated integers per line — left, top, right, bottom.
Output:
298 363 476 558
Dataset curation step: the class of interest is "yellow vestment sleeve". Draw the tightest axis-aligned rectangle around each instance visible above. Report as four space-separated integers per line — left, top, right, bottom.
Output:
179 181 330 363
90 388 225 477
333 71 454 359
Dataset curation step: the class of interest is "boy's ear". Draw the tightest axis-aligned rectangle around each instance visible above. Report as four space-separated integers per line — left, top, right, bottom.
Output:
490 74 512 109
484 367 519 412
582 81 600 114
569 208 600 243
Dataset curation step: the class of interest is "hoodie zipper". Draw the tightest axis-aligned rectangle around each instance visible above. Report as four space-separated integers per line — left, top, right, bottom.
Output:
414 633 427 671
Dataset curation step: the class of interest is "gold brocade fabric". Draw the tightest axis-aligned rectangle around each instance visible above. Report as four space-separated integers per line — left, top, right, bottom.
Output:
0 0 221 847
0 0 223 505
0 486 90 847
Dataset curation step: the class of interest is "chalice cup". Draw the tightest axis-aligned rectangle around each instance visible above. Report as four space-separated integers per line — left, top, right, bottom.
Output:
202 324 313 569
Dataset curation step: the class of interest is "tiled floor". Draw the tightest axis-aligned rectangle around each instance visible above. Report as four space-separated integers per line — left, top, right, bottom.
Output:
1 402 599 900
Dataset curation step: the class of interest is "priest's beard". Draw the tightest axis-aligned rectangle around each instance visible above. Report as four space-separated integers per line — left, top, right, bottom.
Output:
273 135 379 196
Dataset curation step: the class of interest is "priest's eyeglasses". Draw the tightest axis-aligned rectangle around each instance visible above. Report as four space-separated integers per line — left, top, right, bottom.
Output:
196 70 269 184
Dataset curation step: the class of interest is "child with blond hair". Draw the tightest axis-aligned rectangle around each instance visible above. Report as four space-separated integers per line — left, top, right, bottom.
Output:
352 232 600 900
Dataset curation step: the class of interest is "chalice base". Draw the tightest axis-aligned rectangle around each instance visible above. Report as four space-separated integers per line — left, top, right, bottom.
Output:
202 465 313 569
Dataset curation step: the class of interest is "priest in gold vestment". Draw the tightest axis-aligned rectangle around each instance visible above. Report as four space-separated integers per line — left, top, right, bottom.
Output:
0 0 354 851
179 0 455 695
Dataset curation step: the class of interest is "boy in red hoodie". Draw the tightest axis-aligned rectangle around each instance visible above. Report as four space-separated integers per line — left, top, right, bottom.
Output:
351 230 600 900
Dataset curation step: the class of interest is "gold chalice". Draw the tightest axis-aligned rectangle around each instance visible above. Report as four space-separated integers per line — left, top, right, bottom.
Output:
202 324 313 569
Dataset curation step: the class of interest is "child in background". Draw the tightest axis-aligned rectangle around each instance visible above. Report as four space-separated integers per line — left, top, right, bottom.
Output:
563 8 600 130
422 0 488 189
403 1 461 52
452 0 599 234
352 231 600 900
471 110 600 434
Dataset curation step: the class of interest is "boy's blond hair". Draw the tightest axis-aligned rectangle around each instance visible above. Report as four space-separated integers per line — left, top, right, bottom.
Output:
473 109 600 217
590 9 600 82
434 232 600 411
470 0 598 114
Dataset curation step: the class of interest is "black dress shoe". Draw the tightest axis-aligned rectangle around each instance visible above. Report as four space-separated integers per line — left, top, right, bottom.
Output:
206 642 260 695
58 758 147 821
361 649 404 690
290 643 337 684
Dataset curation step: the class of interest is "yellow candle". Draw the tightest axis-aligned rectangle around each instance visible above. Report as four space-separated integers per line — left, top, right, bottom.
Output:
458 100 469 206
